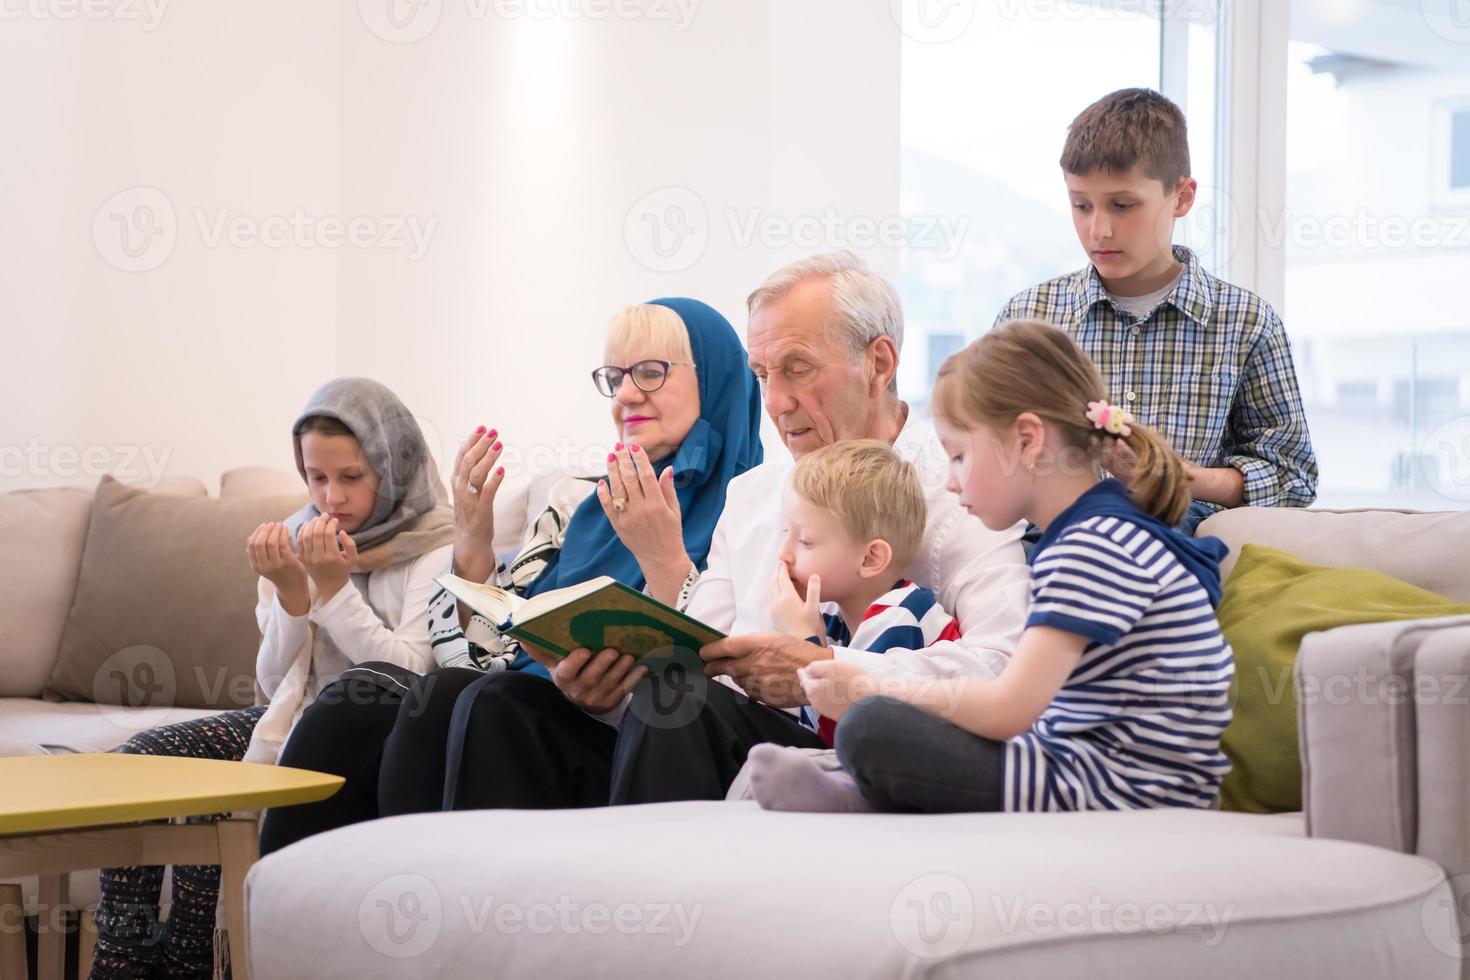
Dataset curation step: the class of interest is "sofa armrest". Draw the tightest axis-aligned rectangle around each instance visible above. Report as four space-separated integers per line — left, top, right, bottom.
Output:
1295 615 1470 852
1412 625 1470 970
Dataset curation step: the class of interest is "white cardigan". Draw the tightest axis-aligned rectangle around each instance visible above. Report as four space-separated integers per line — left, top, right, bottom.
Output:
242 543 453 765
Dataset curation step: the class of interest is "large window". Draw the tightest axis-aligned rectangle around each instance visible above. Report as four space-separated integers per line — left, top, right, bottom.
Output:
1284 1 1470 509
897 0 1226 405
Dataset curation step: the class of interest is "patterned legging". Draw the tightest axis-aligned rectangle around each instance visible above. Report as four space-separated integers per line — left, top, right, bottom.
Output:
89 706 265 980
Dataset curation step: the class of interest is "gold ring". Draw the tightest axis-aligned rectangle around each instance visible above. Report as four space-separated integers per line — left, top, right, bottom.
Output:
612 496 627 513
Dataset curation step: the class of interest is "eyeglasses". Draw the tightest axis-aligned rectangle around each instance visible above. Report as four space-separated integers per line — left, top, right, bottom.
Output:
591 360 692 397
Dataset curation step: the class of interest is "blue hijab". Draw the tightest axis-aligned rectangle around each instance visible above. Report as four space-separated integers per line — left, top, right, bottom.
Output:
524 297 763 599
1030 479 1231 607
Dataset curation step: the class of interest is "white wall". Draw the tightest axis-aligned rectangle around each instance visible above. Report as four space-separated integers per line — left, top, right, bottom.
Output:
0 1 340 492
0 0 900 496
334 0 901 489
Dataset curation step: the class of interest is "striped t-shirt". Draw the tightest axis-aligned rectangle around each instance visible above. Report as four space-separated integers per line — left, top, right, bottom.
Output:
800 579 962 746
1007 515 1234 811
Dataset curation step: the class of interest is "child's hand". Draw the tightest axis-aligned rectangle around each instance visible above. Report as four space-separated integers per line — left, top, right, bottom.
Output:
1100 435 1140 486
246 522 310 615
769 561 824 639
298 514 359 604
798 660 878 721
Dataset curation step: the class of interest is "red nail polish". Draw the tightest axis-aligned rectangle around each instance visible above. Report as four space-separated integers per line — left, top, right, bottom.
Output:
495 466 504 476
475 425 486 434
630 443 640 452
607 453 617 462
488 428 498 439
492 441 502 451
615 442 624 451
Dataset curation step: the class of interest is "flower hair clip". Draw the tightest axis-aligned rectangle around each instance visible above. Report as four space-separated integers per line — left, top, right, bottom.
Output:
1086 400 1134 438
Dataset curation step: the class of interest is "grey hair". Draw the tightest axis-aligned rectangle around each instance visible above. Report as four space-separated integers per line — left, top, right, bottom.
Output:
746 250 904 393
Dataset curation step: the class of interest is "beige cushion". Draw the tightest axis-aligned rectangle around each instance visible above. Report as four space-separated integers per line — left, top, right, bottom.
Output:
0 477 208 698
0 488 93 697
1199 507 1470 602
220 466 304 498
246 803 1456 979
44 476 305 710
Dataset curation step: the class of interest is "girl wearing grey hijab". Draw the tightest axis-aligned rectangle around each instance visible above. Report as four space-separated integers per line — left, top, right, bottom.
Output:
90 378 453 980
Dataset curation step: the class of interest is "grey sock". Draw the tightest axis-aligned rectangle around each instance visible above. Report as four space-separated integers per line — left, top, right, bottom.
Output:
747 743 872 813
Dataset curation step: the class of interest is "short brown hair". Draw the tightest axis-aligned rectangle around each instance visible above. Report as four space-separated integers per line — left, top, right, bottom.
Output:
790 440 926 573
933 320 1192 525
1060 88 1190 189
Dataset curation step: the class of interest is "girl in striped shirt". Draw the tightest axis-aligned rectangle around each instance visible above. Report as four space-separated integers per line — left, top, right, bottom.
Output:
753 319 1234 814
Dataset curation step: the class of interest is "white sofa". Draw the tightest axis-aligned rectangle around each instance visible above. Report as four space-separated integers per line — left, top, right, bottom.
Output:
241 505 1470 979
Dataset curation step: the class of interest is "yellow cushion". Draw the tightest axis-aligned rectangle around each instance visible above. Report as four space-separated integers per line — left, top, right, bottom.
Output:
1217 543 1470 813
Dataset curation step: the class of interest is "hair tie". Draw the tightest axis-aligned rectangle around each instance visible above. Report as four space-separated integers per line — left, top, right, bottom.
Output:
1086 400 1134 438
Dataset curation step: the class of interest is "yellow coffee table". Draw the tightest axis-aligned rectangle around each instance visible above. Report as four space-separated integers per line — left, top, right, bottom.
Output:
0 753 343 980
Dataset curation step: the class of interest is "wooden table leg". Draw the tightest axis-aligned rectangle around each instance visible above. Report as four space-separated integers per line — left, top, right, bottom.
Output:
216 820 258 980
0 883 27 980
37 873 66 980
78 906 97 979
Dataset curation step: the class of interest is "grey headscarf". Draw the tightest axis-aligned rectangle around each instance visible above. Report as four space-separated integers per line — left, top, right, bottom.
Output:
284 377 453 567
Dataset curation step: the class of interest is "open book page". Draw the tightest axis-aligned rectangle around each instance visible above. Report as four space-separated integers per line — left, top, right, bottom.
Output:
435 574 529 627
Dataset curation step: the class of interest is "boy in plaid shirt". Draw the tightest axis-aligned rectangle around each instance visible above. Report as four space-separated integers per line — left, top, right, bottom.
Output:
998 88 1317 534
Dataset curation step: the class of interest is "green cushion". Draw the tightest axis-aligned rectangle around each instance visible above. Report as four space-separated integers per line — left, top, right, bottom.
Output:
1217 543 1470 813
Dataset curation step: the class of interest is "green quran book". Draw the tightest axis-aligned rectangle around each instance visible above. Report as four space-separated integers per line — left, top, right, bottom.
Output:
435 573 724 672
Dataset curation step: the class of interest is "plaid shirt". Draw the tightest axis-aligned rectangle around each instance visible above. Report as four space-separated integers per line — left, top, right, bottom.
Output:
996 245 1318 511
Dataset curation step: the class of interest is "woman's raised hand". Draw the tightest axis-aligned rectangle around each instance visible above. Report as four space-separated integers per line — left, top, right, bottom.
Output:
596 442 691 604
451 426 506 584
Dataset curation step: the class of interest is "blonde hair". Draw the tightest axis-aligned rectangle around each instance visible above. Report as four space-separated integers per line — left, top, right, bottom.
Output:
932 320 1192 525
790 440 926 573
604 304 695 366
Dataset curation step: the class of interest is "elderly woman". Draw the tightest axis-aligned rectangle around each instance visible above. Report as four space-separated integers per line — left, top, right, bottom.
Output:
259 297 762 850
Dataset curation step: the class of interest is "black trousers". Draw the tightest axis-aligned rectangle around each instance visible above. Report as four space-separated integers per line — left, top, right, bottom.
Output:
835 695 1007 813
609 675 827 803
380 670 826 809
259 663 478 855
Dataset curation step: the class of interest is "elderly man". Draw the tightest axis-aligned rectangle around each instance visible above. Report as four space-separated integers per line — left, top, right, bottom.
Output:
599 251 1030 803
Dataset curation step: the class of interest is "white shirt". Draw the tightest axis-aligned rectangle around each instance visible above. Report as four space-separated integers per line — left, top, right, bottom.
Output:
1106 267 1183 321
243 543 451 764
686 412 1030 681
